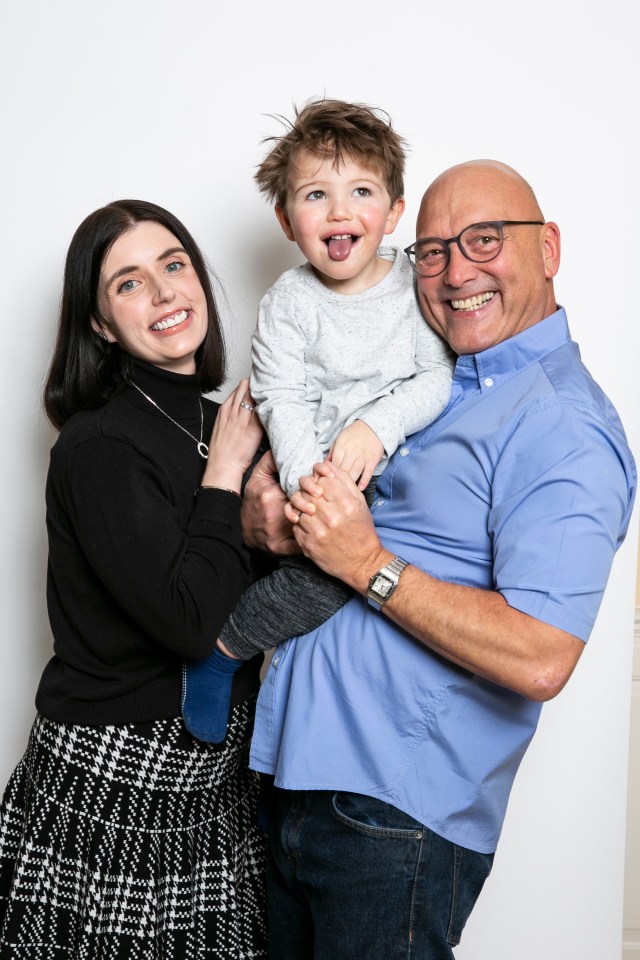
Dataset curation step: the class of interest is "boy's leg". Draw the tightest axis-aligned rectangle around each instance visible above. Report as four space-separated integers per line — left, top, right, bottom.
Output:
220 475 379 659
222 475 378 657
182 475 380 744
182 559 353 743
222 556 353 656
362 475 378 507
181 649 245 743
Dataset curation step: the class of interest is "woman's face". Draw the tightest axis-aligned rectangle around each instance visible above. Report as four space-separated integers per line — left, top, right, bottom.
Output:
96 221 208 375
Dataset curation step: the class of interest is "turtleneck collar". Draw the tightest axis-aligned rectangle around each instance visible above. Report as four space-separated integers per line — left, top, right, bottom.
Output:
125 356 204 420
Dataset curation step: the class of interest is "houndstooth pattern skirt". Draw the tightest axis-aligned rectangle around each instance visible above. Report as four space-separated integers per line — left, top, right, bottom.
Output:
0 698 267 959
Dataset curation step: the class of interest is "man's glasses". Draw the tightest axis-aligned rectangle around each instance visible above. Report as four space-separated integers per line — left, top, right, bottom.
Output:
404 220 544 277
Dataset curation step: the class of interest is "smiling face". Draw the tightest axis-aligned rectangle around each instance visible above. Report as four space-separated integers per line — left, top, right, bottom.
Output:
96 221 208 374
275 151 405 295
415 162 560 355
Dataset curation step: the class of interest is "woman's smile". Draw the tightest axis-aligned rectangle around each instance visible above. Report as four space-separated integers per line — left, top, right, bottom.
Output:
97 221 208 374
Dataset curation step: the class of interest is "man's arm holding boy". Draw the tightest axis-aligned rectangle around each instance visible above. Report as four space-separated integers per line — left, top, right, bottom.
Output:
285 395 633 703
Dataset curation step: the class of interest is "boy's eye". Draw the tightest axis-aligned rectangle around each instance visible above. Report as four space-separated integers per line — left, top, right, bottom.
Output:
353 187 372 197
306 190 326 201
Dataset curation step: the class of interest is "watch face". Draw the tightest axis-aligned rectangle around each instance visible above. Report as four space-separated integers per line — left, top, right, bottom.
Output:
371 574 394 598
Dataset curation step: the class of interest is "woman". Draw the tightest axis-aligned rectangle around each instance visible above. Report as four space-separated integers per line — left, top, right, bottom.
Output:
0 200 267 958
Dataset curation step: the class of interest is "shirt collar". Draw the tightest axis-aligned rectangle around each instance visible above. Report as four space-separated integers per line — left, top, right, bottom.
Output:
453 307 570 393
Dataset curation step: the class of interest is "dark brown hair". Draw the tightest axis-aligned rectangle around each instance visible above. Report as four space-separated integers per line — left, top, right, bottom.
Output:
44 200 226 430
255 98 407 209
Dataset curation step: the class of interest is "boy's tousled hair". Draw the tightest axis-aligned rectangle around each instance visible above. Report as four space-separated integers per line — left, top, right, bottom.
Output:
255 98 407 209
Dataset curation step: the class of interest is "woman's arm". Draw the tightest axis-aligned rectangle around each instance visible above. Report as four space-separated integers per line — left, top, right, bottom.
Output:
200 379 263 493
58 383 263 659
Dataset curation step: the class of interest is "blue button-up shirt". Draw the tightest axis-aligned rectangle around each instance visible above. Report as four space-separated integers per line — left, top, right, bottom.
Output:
250 309 636 853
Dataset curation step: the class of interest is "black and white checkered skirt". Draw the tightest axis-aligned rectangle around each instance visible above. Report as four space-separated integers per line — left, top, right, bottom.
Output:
0 698 267 958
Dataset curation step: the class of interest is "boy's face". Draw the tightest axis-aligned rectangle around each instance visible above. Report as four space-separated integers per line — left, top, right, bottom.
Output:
275 151 404 295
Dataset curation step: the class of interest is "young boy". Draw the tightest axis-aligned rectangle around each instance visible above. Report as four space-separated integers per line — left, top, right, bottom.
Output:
183 98 453 741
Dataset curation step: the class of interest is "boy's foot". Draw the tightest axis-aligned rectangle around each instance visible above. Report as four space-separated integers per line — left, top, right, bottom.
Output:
182 646 244 743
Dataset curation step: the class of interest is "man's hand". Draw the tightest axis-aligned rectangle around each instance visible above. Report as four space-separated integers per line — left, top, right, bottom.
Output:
285 461 387 590
328 421 384 491
284 461 585 701
242 451 299 555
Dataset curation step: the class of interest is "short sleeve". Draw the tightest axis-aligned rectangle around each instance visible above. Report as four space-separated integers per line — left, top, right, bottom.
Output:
490 399 634 641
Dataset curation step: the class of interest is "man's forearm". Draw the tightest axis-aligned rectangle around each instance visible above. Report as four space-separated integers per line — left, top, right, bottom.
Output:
289 465 584 702
358 555 584 702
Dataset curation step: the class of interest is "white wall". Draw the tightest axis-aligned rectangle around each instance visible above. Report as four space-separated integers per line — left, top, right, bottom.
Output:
623 617 640 955
1 2 638 957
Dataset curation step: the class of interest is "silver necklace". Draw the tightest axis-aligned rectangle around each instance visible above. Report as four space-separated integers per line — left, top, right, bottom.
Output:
131 382 208 459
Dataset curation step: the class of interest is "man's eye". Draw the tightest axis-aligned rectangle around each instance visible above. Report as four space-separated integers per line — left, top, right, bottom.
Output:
419 245 445 261
466 235 500 256
464 226 501 252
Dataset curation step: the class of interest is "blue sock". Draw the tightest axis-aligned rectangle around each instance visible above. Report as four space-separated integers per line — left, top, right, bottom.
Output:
182 646 244 743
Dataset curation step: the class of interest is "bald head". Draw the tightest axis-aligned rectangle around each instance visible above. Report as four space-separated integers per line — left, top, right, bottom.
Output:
413 159 561 356
418 160 544 229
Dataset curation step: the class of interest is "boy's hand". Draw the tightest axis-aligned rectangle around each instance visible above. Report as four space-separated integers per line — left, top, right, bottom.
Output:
328 420 384 491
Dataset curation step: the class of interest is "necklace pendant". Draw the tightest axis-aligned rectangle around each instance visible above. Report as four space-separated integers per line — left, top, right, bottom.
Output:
130 381 207 459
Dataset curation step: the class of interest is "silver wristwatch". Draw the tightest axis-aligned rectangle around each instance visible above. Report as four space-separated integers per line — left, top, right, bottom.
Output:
367 556 409 611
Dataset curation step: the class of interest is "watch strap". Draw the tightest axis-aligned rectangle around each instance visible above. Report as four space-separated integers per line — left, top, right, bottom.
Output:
367 556 409 611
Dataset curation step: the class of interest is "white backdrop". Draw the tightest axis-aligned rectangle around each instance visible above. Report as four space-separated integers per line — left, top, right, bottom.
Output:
1 2 638 957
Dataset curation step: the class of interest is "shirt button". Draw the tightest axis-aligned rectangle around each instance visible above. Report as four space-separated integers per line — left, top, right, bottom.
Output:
272 656 280 666
374 499 385 507
484 377 494 387
399 447 410 456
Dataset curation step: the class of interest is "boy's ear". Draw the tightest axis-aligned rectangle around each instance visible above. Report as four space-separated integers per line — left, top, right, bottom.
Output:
384 197 405 236
275 204 296 242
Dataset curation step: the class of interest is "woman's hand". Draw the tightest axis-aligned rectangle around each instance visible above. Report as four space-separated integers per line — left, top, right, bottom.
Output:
201 379 263 493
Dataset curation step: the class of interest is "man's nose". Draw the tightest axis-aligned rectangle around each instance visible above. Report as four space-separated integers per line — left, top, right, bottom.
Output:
443 241 478 287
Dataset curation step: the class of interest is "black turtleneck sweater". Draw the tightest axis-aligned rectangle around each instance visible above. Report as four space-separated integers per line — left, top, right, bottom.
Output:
36 358 261 725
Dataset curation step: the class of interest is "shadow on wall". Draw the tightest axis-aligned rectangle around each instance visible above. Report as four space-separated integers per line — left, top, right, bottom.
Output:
244 232 300 299
32 415 57 667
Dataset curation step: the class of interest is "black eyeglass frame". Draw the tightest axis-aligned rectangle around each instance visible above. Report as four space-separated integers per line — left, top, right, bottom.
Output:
404 220 545 277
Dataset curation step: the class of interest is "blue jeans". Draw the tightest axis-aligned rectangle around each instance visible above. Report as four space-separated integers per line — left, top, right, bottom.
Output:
266 788 493 960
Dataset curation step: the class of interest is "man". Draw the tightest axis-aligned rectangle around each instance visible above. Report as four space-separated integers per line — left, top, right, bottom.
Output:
242 161 636 959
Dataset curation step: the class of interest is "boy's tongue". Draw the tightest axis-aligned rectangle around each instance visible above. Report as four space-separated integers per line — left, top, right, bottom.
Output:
327 235 353 261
